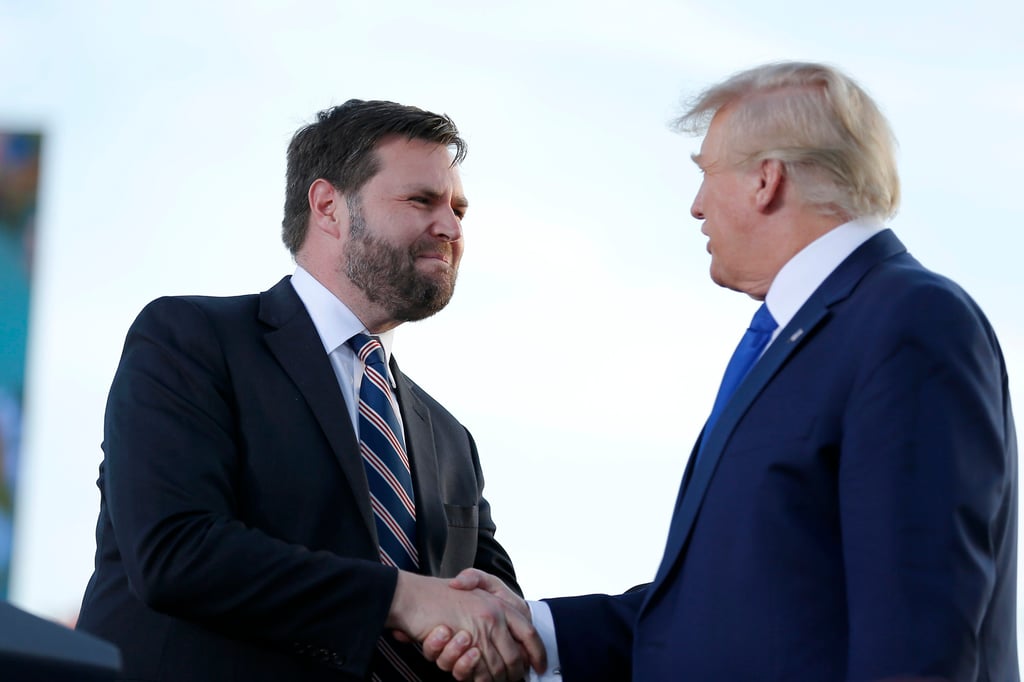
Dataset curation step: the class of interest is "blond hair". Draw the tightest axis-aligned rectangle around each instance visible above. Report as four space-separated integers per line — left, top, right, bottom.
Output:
676 62 900 221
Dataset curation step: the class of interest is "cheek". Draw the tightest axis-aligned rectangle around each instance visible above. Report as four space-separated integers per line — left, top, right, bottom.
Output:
452 242 465 267
704 181 730 217
708 178 733 209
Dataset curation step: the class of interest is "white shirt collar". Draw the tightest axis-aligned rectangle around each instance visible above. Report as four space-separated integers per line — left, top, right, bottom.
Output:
288 265 396 363
765 218 886 336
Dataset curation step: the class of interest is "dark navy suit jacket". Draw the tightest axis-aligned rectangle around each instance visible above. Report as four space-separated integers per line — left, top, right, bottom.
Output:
77 277 518 681
547 230 1018 681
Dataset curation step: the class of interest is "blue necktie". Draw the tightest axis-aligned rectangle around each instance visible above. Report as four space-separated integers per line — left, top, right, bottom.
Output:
349 334 427 682
697 303 778 462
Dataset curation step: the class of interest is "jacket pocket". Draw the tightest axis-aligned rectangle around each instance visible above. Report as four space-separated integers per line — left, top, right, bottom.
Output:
443 503 478 528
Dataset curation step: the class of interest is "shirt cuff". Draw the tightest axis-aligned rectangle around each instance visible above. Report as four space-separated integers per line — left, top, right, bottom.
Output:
527 600 561 680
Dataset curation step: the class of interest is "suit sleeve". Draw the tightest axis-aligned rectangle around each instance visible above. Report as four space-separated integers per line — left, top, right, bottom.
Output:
542 589 645 681
102 297 394 676
838 282 1017 680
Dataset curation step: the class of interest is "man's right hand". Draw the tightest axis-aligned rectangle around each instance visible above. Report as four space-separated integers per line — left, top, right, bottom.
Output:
418 569 541 681
387 570 546 682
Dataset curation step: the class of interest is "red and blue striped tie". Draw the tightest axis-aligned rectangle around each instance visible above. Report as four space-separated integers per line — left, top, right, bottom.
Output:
349 334 426 681
350 333 418 571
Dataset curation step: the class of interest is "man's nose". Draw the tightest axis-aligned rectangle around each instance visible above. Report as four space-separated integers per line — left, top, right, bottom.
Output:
430 208 463 242
690 188 704 220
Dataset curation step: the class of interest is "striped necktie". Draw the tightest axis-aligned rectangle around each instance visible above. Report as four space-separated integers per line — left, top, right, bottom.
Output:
349 334 427 682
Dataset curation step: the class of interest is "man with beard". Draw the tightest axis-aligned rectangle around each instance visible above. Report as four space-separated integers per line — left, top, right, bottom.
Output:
76 100 545 682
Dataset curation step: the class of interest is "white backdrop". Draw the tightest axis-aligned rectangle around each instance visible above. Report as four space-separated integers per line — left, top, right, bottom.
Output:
2 0 1022 650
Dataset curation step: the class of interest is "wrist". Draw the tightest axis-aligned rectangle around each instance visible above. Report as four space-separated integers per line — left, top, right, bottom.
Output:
385 569 423 632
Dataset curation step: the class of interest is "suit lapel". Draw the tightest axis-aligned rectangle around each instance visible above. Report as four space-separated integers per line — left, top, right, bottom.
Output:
644 230 908 610
392 363 447 575
258 277 377 540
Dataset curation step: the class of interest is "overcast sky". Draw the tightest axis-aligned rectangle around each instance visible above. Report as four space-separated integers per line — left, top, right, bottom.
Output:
2 0 1022 648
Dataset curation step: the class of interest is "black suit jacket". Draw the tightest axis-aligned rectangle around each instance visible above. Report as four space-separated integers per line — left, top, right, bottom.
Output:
547 230 1018 680
77 277 518 681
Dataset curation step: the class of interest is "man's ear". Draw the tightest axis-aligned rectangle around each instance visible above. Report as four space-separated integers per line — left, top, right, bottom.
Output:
754 159 785 212
308 178 344 238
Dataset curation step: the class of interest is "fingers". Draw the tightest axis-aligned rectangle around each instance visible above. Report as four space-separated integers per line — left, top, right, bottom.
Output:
459 593 536 681
421 625 453 661
444 640 530 682
430 628 470 668
450 646 482 681
391 572 539 680
449 567 487 590
485 624 527 681
505 607 547 674
450 567 505 594
427 608 528 681
451 570 529 618
476 645 507 681
424 629 490 682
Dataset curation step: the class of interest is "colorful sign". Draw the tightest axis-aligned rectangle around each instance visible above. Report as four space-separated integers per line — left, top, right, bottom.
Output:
0 132 41 597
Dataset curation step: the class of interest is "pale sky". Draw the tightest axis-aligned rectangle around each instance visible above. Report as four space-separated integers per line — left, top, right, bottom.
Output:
3 0 1023 652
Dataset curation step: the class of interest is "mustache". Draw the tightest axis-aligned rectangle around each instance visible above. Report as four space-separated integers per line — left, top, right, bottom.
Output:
411 240 454 263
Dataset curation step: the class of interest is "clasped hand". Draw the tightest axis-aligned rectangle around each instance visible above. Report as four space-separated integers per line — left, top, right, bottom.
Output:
388 569 547 682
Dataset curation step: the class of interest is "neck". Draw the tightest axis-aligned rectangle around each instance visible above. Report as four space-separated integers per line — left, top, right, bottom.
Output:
296 255 399 333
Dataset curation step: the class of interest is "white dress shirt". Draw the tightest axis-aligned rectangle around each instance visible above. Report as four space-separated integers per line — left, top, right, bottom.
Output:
764 217 885 344
289 265 401 433
527 217 886 681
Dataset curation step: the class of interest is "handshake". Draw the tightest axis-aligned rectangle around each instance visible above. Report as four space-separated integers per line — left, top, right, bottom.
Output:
387 568 548 682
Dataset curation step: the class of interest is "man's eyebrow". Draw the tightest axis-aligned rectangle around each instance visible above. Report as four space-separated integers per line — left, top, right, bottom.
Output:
407 185 441 197
408 185 469 211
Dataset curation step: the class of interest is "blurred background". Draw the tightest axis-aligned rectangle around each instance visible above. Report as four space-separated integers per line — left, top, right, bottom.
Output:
2 0 1022 651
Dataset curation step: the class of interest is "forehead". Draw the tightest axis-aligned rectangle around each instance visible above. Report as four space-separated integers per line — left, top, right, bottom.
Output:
692 109 736 170
371 136 462 188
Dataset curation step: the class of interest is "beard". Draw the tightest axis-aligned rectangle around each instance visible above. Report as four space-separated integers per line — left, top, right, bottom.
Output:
342 200 458 323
